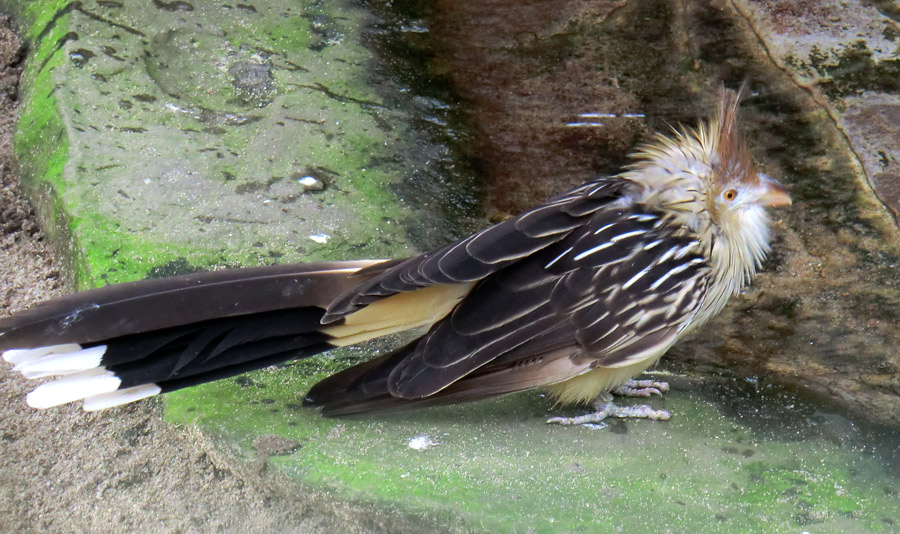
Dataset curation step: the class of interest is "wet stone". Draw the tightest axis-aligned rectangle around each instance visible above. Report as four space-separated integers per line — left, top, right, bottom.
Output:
145 29 273 112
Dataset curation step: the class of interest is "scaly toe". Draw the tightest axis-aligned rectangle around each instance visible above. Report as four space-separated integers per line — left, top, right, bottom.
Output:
547 401 670 427
611 379 670 398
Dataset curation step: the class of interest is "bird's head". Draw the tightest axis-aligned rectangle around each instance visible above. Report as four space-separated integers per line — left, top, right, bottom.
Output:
622 88 791 287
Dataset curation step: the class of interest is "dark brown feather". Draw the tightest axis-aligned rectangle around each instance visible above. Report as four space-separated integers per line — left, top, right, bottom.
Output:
316 347 586 416
0 260 380 351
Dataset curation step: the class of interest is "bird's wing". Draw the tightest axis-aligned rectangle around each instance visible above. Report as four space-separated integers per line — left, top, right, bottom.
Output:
544 208 711 368
320 178 628 322
307 203 712 413
308 345 590 416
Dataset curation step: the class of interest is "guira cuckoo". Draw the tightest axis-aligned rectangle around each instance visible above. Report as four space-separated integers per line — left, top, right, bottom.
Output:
1 89 790 423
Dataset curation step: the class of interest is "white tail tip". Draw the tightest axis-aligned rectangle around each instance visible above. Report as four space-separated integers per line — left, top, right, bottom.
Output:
26 367 121 409
3 344 85 365
83 384 162 411
14 345 107 379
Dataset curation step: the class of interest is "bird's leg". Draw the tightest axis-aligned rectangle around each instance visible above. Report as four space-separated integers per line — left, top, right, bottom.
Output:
546 384 671 427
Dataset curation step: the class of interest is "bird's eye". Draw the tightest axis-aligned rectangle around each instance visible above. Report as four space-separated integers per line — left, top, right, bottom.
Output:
723 189 738 202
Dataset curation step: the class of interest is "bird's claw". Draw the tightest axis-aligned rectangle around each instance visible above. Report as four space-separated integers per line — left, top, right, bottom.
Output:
546 401 671 427
611 379 670 398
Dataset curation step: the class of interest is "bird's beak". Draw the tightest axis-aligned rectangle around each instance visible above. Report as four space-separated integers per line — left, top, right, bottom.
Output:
758 175 792 207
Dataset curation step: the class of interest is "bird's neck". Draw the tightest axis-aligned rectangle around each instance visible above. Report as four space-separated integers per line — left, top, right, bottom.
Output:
695 207 772 326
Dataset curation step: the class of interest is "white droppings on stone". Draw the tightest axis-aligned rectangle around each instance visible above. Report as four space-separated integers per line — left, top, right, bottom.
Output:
406 434 439 451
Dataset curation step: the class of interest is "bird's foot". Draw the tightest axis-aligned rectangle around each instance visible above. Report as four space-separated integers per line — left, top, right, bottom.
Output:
610 379 669 398
546 401 671 427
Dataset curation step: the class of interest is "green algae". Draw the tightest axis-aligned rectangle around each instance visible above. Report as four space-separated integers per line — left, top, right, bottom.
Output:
801 41 900 99
165 358 900 533
12 2 75 280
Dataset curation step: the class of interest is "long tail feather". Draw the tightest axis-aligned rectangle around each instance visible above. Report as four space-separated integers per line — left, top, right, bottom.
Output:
0 260 382 351
3 260 390 410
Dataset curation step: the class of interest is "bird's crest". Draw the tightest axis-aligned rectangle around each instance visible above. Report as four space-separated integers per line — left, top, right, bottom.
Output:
627 87 756 187
704 87 757 188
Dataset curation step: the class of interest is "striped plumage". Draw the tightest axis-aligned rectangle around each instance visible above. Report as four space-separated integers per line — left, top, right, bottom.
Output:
1 89 790 417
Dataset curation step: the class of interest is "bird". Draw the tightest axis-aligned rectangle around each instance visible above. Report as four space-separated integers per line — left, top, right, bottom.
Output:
0 89 790 424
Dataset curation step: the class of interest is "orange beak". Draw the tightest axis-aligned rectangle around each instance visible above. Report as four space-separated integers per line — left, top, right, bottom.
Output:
758 176 792 207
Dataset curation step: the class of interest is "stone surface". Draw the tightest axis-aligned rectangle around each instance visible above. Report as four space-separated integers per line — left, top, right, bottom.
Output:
733 0 900 222
8 0 476 289
167 358 900 533
716 0 900 427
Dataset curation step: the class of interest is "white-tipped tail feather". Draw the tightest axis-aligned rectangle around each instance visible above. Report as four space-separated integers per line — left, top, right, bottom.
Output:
13 345 107 379
26 367 121 409
83 384 162 411
8 344 159 410
3 344 85 366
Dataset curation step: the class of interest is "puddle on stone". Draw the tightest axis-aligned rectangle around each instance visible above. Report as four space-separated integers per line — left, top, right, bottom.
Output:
358 1 484 248
69 47 95 68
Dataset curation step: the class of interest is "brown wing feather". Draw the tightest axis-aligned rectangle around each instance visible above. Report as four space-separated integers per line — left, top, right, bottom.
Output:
321 178 628 323
385 206 708 399
316 347 587 416
308 197 712 414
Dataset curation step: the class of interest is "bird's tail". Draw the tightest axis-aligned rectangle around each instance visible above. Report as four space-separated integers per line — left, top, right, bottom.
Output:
0 260 392 411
